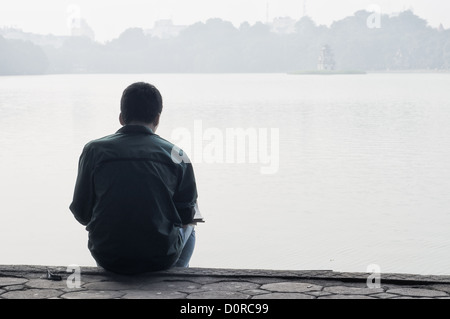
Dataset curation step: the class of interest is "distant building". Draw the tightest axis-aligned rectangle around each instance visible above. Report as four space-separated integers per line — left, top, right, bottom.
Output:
145 20 187 39
318 45 335 71
270 17 296 34
0 27 68 48
71 19 95 41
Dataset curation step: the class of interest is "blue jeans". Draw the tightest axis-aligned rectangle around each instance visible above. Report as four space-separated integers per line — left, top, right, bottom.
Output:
96 226 196 271
173 226 196 268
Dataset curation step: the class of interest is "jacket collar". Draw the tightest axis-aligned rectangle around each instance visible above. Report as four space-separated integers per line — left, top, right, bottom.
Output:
117 125 155 135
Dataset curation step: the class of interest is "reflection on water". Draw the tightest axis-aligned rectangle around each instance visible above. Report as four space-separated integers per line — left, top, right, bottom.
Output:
1 73 450 275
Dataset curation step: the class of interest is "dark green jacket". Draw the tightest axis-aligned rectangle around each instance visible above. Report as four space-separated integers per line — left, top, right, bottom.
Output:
69 125 198 274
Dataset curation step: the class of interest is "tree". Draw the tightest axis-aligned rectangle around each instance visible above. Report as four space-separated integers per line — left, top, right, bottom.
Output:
0 36 48 75
4 10 449 74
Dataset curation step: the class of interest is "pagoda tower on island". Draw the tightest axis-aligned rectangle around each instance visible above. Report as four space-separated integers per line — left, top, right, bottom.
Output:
317 45 335 71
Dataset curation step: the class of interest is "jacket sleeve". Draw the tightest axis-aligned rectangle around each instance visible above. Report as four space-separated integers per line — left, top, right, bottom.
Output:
69 144 95 226
173 161 198 225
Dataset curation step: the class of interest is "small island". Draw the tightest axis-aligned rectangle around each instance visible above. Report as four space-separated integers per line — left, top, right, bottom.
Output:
288 70 367 75
289 45 367 75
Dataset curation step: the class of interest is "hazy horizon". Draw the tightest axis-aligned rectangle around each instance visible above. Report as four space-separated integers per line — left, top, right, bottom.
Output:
1 0 450 42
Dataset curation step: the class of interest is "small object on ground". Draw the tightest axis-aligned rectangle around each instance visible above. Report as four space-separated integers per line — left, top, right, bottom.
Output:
46 269 62 281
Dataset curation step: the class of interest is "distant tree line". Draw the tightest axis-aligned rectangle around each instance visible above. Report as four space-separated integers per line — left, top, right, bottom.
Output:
1 10 450 75
0 36 48 75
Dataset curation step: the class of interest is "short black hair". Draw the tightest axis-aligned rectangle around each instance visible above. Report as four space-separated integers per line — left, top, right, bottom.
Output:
120 82 163 125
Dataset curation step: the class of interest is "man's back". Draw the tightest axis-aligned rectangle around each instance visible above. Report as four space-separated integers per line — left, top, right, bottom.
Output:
70 125 198 274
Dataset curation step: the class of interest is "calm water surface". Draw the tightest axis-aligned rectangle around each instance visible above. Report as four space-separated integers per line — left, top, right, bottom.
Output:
1 73 449 275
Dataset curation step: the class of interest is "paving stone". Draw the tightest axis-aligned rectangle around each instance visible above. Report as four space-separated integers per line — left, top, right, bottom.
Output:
321 281 366 288
318 295 376 299
243 289 271 296
140 281 201 293
26 278 69 289
187 291 250 299
0 277 28 287
201 281 260 292
122 290 187 299
83 281 143 290
61 290 124 299
370 293 398 299
429 284 450 294
253 293 315 299
323 286 384 295
387 288 448 298
77 275 115 284
260 282 322 293
393 296 430 299
3 265 450 300
3 285 24 292
177 276 226 285
2 289 62 299
304 291 333 297
126 276 167 286
239 278 288 285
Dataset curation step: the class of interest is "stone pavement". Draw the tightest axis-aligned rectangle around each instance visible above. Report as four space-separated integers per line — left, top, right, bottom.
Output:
1 265 450 300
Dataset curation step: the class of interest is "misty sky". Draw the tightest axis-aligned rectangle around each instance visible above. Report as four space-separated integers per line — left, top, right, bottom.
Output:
1 0 449 42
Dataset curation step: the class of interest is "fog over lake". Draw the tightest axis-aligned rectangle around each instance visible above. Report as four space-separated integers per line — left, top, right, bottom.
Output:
1 73 449 275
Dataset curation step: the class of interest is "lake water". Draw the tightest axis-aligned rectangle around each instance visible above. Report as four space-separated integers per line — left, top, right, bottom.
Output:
1 73 450 276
